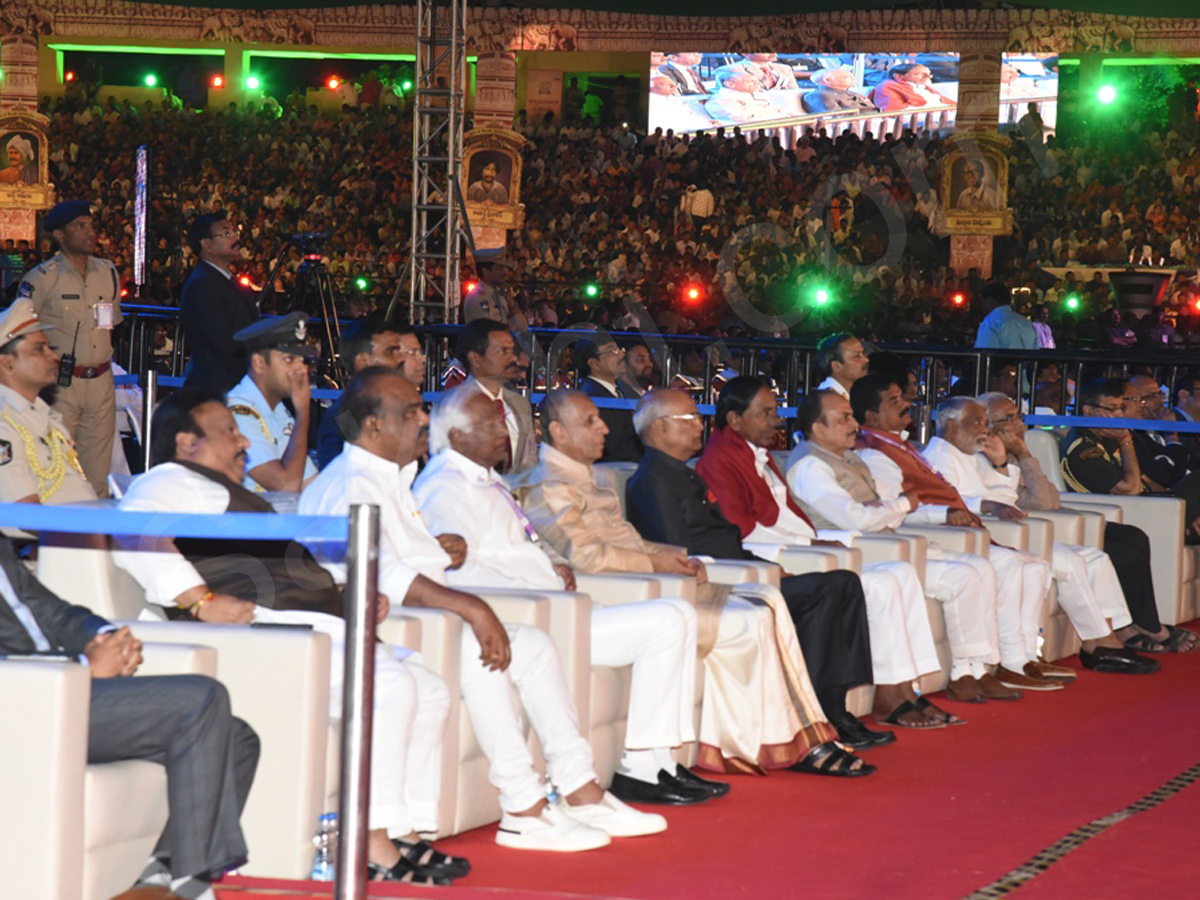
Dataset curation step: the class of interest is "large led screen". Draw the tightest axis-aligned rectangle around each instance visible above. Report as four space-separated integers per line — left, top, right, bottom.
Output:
998 52 1058 138
649 52 960 140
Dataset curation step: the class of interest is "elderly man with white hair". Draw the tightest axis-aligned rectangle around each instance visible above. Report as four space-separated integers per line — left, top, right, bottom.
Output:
704 66 792 124
413 382 726 806
800 68 878 114
300 367 668 853
924 397 1158 676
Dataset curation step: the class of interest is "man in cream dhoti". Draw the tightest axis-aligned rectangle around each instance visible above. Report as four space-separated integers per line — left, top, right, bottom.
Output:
517 389 875 778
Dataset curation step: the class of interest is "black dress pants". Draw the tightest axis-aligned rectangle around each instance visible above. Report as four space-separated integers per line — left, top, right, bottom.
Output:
778 569 873 692
1103 522 1163 633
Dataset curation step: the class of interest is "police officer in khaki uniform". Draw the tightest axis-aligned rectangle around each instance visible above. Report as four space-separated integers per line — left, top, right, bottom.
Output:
18 200 122 496
462 255 514 324
0 298 96 504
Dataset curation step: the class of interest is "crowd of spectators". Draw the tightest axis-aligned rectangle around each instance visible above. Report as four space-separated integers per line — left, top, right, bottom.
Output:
11 84 1200 352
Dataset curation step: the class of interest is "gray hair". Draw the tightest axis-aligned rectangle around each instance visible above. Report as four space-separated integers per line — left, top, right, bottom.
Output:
976 391 1012 415
428 381 483 455
712 66 744 89
810 68 853 88
933 396 979 435
632 389 677 439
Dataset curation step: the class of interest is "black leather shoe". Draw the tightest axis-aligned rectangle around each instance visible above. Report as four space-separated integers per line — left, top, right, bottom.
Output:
833 714 897 749
674 764 731 797
1080 646 1160 675
610 770 711 805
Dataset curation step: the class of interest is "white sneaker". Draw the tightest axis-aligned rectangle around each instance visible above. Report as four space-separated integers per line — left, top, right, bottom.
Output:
561 791 668 837
495 804 611 852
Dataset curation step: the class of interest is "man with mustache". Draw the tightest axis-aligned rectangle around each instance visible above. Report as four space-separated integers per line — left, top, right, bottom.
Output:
456 319 537 475
114 387 464 884
180 213 261 394
301 369 667 851
0 299 97 504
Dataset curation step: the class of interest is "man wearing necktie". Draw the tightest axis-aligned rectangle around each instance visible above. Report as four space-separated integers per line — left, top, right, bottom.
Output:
456 319 536 475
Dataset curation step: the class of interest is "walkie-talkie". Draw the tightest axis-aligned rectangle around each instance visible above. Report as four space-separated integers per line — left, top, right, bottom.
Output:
57 322 80 388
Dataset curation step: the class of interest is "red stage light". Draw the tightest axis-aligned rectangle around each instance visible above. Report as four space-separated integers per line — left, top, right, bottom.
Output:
465 280 479 294
238 276 252 287
683 283 703 303
952 292 966 306
211 75 225 89
64 71 76 83
327 77 341 91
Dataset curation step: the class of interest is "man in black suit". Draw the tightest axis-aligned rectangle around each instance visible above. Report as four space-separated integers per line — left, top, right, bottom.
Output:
180 213 260 393
576 333 642 463
0 538 259 900
625 389 893 753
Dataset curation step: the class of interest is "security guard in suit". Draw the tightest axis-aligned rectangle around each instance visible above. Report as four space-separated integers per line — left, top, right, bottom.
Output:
18 201 122 497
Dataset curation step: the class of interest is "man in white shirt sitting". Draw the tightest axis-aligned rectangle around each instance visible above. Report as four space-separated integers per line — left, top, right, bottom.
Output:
413 383 726 805
814 332 870 400
924 397 1159 677
300 368 666 852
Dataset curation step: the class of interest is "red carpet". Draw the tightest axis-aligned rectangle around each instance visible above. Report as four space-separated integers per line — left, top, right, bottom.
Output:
217 630 1200 900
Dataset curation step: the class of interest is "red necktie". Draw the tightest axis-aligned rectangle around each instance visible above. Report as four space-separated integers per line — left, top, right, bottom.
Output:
495 398 513 470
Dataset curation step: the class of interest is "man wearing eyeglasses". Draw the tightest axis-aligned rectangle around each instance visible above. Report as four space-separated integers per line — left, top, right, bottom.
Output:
180 213 260 394
1124 374 1189 491
576 333 643 463
1063 377 1200 545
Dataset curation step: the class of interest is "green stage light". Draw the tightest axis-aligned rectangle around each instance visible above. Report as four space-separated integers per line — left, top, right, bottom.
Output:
1065 294 1080 311
584 283 600 299
814 288 830 306
1097 84 1118 104
401 79 413 91
143 73 158 87
355 277 369 290
246 76 261 90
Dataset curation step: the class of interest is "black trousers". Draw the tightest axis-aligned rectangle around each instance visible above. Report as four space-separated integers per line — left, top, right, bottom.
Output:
1103 522 1163 633
778 569 873 693
88 674 260 880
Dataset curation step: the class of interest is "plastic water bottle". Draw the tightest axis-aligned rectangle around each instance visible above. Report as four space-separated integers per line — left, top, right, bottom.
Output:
310 812 338 881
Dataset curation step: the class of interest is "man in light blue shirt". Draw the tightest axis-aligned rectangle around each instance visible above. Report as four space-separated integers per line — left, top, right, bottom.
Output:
226 312 318 493
974 282 1039 351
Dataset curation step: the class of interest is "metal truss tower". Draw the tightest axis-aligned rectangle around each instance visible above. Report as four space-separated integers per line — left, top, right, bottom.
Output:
408 0 469 323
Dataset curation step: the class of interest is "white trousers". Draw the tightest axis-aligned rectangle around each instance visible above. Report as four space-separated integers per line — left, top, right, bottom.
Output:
925 545 1000 664
459 623 596 814
861 561 941 684
989 545 1053 669
1052 543 1132 638
254 608 450 838
590 599 697 750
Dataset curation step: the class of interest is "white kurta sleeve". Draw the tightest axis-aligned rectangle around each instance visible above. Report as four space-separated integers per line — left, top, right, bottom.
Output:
858 448 951 525
788 455 911 532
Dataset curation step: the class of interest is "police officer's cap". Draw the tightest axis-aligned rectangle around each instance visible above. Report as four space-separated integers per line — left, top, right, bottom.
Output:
44 200 93 233
233 312 318 357
0 299 54 347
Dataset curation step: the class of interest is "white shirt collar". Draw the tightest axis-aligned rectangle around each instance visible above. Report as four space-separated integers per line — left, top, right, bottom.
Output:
203 259 234 280
440 447 501 486
345 442 418 488
588 375 618 395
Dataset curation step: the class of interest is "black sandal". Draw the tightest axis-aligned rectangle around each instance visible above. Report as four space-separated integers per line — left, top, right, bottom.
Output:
882 699 945 729
392 838 470 879
914 696 965 726
788 741 876 778
367 856 453 885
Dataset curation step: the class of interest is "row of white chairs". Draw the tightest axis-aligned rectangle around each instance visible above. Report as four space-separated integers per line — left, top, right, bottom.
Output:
8 442 1192 900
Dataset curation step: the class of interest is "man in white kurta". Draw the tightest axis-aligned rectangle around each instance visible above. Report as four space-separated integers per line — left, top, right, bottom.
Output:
412 384 725 804
925 397 1158 673
299 368 666 851
111 391 453 878
788 390 1000 697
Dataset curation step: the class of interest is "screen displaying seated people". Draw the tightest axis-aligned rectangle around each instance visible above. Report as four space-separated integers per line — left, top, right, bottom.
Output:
648 52 960 138
998 52 1058 140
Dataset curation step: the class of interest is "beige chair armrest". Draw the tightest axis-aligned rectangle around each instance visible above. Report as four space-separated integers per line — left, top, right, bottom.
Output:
574 572 664 605
706 559 783 589
1063 499 1124 525
136 641 218 678
983 518 1029 551
1026 510 1084 546
896 524 989 558
855 533 927 586
378 613 422 651
1017 516 1054 562
773 547 841 575
576 571 698 603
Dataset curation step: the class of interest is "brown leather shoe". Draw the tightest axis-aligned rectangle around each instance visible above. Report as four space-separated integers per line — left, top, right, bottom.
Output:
995 665 1064 691
1025 660 1076 684
945 674 986 703
978 672 1024 700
